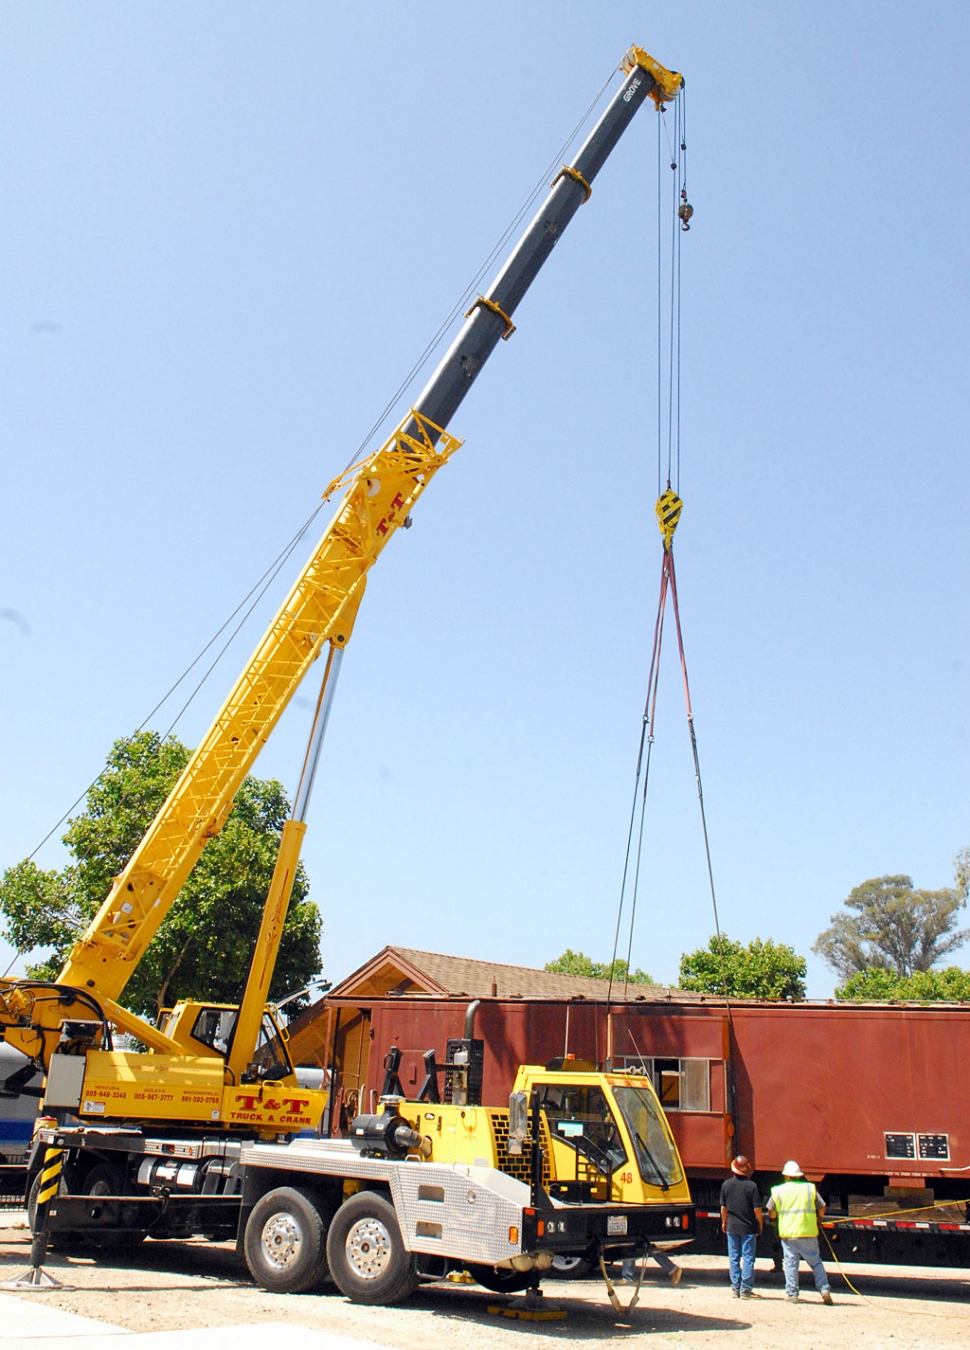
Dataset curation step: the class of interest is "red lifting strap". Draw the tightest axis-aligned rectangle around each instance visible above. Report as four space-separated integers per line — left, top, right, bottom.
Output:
644 542 723 940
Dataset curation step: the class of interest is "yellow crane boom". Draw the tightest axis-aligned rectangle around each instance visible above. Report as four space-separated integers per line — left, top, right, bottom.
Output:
0 44 682 1116
0 412 461 1060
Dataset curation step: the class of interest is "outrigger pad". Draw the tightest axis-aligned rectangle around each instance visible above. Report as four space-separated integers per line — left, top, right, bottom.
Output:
487 1304 567 1321
487 1287 567 1321
1 1265 72 1290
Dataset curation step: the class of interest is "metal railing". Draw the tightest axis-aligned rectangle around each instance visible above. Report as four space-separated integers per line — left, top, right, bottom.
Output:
0 1165 28 1211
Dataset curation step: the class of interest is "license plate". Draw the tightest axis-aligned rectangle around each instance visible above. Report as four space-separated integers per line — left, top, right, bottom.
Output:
607 1216 628 1236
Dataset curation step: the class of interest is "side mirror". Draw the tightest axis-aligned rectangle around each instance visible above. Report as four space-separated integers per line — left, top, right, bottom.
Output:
508 1091 528 1155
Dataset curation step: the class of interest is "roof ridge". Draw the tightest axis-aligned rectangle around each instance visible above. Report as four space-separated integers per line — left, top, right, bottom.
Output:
387 944 661 988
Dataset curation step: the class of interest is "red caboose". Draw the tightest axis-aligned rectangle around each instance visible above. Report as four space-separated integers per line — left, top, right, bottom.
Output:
289 946 970 1267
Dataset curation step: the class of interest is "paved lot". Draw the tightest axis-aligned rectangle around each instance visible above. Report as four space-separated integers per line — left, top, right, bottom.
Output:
1 1221 968 1349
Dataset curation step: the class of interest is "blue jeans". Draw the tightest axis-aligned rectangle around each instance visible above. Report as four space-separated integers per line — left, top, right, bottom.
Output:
622 1250 678 1281
727 1231 757 1293
781 1236 830 1297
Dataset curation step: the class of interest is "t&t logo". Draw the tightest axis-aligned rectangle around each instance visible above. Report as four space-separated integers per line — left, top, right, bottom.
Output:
234 1095 311 1114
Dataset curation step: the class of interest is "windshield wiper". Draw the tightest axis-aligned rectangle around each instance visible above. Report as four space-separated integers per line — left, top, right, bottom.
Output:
634 1131 671 1191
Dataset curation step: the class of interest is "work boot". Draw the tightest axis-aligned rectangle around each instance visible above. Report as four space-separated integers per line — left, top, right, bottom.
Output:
821 1290 833 1304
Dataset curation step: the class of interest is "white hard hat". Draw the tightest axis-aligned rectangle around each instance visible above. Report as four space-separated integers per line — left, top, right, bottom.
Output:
782 1160 803 1177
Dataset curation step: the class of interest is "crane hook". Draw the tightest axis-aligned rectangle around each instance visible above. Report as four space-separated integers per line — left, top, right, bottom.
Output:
677 200 693 232
655 487 683 550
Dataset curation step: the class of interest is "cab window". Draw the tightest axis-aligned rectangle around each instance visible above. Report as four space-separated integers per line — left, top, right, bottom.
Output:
536 1083 627 1169
191 1007 236 1054
249 1013 291 1079
612 1084 683 1187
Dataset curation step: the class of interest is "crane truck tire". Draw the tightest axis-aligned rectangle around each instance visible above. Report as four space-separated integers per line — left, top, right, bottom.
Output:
27 1169 76 1252
29 1160 143 1252
244 1186 333 1294
325 1191 419 1305
463 1263 535 1293
549 1253 594 1279
79 1162 137 1250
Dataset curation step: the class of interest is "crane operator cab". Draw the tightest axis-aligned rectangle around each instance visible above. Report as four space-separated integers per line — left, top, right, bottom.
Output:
389 1057 690 1210
522 1067 688 1206
157 1002 294 1083
380 1056 693 1274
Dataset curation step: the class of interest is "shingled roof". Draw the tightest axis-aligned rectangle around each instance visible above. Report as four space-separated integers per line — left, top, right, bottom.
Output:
326 944 702 1003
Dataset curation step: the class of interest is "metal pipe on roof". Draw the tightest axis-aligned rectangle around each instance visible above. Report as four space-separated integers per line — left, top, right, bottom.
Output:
464 1000 481 1039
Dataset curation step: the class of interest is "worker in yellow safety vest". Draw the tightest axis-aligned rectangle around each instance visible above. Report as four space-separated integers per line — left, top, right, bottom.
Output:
766 1160 834 1304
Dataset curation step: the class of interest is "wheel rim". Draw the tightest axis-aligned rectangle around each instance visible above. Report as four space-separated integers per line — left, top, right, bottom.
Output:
345 1216 392 1279
552 1255 583 1272
261 1213 304 1270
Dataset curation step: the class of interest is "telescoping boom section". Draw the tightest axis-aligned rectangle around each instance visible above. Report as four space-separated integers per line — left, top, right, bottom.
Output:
0 46 682 1137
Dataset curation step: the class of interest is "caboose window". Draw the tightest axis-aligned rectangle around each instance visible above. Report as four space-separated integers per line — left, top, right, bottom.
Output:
621 1057 711 1112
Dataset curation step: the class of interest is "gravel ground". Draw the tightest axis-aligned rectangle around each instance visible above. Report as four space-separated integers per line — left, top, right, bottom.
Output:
1 1225 968 1350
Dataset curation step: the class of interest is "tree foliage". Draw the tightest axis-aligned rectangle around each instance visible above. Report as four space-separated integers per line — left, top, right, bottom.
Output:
956 847 970 898
544 949 654 985
0 731 323 1019
837 965 970 1002
813 861 969 982
678 934 807 1000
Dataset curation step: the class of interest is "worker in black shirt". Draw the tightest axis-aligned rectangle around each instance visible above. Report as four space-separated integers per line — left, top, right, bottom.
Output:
719 1155 763 1298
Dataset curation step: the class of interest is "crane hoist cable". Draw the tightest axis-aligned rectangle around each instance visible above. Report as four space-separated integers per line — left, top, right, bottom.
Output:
655 90 690 497
607 88 727 1009
331 68 617 484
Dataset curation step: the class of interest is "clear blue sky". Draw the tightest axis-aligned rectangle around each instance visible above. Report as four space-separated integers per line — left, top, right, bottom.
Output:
2 2 967 999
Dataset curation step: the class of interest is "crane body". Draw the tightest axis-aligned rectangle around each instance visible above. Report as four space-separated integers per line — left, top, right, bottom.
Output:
5 45 693 1307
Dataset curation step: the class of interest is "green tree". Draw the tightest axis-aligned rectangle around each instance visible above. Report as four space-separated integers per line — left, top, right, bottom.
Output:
813 861 969 982
0 730 323 1019
955 847 970 897
678 934 806 999
838 965 970 1002
544 949 654 985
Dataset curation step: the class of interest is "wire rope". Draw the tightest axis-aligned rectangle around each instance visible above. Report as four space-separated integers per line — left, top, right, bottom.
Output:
332 70 618 479
610 96 675 1005
609 80 731 1016
620 565 670 993
666 549 725 947
675 85 687 491
661 108 669 502
607 560 669 1005
4 67 621 976
17 501 328 872
666 101 678 489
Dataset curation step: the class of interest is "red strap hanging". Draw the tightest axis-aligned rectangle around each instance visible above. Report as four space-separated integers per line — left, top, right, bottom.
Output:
608 489 725 1005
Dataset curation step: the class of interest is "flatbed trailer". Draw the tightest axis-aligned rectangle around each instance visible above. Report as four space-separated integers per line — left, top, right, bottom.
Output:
690 1207 970 1270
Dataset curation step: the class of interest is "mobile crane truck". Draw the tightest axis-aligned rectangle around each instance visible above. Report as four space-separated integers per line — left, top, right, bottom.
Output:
3 44 694 1306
